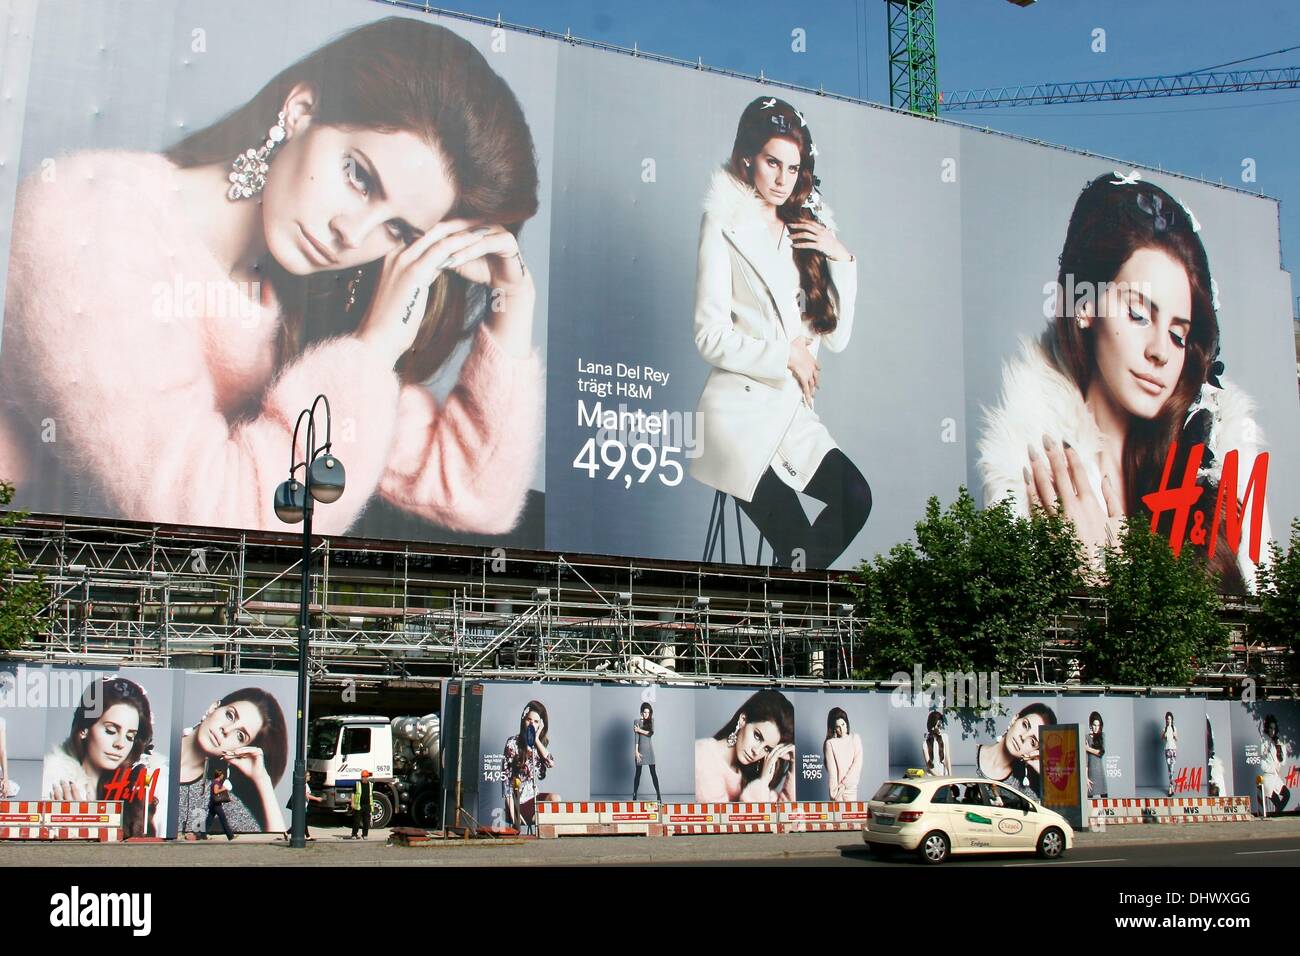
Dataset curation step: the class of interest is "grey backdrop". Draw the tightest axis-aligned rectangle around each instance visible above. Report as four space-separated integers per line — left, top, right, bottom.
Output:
1230 700 1298 814
0 663 58 800
796 690 890 802
1056 695 1134 799
173 670 297 837
474 681 591 827
545 46 966 568
1132 697 1207 798
589 684 694 801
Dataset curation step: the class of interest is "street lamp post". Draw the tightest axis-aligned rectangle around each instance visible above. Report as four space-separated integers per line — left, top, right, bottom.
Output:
273 394 346 849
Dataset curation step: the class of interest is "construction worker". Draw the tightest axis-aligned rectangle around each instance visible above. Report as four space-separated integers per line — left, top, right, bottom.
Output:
350 769 374 840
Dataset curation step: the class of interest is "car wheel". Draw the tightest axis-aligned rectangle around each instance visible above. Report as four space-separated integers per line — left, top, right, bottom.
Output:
1037 827 1066 860
918 831 950 865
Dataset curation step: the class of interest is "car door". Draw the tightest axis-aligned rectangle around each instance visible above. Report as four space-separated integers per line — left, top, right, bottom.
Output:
955 783 998 850
989 785 1035 850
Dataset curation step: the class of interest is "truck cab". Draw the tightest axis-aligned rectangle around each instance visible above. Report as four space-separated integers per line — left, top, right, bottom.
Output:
307 716 398 829
307 714 442 830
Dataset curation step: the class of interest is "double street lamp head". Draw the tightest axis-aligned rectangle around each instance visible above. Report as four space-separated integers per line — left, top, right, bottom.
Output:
274 396 347 524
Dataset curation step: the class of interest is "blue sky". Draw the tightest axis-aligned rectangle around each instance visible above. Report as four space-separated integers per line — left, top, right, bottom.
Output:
396 0 1300 316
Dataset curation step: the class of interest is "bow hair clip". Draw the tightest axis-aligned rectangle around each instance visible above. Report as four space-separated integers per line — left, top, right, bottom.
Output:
1136 192 1177 232
1110 169 1142 186
760 98 777 109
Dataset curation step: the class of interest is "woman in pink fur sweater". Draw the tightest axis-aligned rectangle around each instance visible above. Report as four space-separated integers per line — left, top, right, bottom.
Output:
0 18 543 538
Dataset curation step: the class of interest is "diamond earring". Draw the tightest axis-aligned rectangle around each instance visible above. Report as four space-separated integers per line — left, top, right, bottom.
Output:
227 111 288 201
345 268 364 312
1076 315 1087 329
726 721 740 747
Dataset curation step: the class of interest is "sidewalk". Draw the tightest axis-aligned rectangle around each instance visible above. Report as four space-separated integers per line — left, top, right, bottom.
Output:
2 816 1298 866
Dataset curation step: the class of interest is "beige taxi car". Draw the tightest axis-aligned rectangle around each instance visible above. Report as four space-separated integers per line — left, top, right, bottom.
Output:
862 776 1073 864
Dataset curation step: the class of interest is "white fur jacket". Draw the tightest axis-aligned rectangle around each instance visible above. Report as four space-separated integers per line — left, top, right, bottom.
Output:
977 338 1272 591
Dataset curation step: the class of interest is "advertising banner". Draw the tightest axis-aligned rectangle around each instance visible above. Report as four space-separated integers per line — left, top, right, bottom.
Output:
0 663 297 838
0 0 1295 583
464 681 1285 824
1229 700 1300 815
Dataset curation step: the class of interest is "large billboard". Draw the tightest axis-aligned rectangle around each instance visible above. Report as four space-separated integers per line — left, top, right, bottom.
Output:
0 0 1296 584
0 663 298 838
465 681 1300 824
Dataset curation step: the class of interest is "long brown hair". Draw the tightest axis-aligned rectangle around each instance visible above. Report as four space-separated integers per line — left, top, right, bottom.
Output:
1045 173 1242 590
726 96 840 334
167 17 540 385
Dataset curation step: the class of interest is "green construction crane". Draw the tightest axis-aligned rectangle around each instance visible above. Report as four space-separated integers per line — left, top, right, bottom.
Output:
885 0 939 116
885 0 1035 116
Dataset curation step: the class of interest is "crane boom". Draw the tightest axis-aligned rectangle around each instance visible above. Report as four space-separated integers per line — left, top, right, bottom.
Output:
941 66 1300 111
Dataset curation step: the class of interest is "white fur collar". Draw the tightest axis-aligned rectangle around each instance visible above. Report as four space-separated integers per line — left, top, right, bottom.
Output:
702 167 839 233
978 338 1104 513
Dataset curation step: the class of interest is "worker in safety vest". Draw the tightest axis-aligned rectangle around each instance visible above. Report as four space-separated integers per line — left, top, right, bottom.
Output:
350 769 374 840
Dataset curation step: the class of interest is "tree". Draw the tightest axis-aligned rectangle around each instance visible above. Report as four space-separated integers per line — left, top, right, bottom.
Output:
1254 516 1300 683
847 488 1086 681
1080 517 1228 686
0 481 45 650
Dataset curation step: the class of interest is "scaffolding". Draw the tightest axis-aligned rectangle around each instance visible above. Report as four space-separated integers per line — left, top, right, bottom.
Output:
0 513 1290 696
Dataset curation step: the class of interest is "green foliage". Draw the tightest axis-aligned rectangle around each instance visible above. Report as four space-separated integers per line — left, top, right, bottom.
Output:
0 481 45 650
846 488 1086 680
1254 517 1300 682
1080 517 1228 686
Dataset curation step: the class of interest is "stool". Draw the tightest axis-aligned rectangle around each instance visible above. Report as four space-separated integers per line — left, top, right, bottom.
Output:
702 489 769 566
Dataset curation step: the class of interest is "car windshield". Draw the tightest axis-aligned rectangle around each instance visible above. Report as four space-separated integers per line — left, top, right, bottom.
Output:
871 782 921 804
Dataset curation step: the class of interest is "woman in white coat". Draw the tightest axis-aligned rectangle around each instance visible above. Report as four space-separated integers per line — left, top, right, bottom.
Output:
689 96 871 569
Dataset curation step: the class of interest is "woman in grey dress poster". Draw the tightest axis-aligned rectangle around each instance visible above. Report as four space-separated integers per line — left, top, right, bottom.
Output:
633 703 661 802
1085 711 1107 798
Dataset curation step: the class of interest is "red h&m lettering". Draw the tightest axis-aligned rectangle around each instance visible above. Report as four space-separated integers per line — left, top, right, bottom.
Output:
1206 449 1268 565
1141 443 1205 557
102 765 159 803
1173 767 1203 794
1141 443 1268 563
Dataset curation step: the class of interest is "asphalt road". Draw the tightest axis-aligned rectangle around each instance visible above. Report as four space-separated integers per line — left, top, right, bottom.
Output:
665 835 1300 866
3 816 1299 867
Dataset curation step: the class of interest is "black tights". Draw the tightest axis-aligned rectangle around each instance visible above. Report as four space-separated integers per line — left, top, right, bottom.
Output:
634 764 661 801
738 449 872 569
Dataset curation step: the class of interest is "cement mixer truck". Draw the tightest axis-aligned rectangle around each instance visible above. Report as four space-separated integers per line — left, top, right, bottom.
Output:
306 714 442 829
